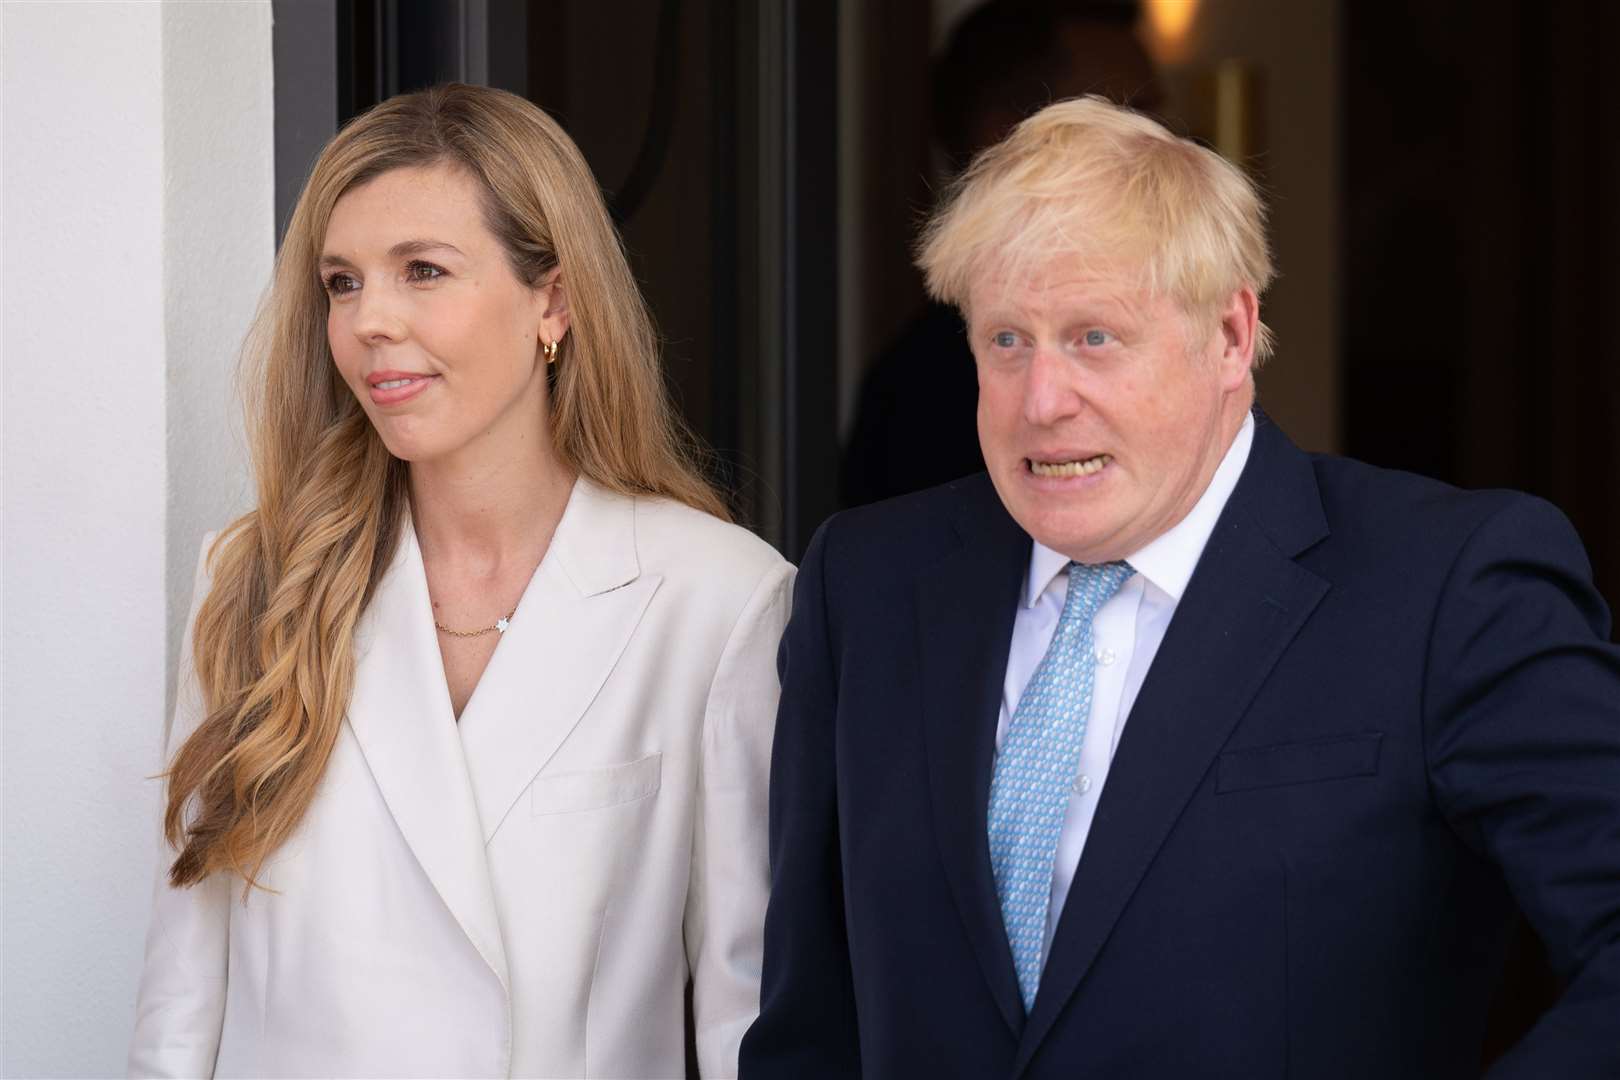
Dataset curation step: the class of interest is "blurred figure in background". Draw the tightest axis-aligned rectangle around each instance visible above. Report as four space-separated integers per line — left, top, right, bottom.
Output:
840 0 1163 507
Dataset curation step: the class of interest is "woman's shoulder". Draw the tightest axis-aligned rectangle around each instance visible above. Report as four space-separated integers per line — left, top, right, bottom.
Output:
631 494 792 590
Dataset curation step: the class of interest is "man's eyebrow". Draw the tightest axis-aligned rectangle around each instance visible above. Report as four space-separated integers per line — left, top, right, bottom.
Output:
316 239 465 270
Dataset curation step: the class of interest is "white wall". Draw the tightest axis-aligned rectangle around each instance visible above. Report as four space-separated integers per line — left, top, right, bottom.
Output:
162 0 273 713
1 2 270 1075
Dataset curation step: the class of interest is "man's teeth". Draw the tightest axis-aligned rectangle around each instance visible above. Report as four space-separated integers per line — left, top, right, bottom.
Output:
1030 454 1111 478
376 378 417 390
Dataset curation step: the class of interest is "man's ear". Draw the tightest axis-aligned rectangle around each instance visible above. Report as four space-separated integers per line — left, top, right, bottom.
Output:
1215 286 1259 389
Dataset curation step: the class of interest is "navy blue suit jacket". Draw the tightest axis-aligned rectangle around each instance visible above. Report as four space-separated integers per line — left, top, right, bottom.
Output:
740 415 1620 1079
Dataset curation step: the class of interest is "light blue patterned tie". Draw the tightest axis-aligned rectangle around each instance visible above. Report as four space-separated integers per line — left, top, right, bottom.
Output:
988 559 1133 1012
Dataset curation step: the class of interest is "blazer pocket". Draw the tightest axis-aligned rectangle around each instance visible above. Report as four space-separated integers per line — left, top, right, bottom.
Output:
530 752 662 816
1216 732 1383 794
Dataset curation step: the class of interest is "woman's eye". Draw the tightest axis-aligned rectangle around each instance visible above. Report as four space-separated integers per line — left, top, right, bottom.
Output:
406 261 445 283
1082 328 1114 347
322 272 359 295
991 331 1019 349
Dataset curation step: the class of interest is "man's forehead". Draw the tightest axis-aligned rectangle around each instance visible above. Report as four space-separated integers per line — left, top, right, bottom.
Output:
968 260 1155 320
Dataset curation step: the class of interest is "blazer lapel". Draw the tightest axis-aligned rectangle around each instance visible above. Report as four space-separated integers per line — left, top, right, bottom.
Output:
347 522 511 992
1012 416 1332 1077
457 479 660 842
915 477 1031 1037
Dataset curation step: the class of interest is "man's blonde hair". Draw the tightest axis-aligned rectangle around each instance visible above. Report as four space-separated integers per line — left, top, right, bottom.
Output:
917 96 1276 364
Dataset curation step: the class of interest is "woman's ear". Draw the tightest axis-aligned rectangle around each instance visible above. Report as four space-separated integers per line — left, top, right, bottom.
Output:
538 270 571 345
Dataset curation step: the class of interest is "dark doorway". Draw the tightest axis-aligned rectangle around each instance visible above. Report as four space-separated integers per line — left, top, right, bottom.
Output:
1342 0 1620 1069
1342 0 1620 623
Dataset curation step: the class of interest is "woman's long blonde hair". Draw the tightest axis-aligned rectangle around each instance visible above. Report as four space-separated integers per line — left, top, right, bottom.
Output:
165 84 725 890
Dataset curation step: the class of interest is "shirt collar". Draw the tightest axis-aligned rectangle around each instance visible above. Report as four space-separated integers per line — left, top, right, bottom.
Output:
1023 412 1256 608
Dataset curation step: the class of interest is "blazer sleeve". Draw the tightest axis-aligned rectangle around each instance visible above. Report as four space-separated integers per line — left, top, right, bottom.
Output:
737 520 863 1078
685 559 796 1078
1420 496 1620 1079
128 536 230 1079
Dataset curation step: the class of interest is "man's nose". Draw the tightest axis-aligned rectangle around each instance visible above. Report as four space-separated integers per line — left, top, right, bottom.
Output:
1021 345 1082 426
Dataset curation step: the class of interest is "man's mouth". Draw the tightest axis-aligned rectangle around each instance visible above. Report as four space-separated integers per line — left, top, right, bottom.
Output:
1028 453 1112 478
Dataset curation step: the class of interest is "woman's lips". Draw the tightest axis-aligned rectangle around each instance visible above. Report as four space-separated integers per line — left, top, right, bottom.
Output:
367 373 439 406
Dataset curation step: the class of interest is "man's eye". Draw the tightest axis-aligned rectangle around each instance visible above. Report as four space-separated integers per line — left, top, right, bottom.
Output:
1083 329 1113 347
991 331 1019 348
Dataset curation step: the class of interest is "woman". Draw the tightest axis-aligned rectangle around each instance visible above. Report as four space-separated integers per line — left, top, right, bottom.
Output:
129 84 791 1079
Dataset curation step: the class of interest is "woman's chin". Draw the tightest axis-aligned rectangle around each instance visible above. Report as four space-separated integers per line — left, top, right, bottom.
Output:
368 417 460 465
374 432 444 465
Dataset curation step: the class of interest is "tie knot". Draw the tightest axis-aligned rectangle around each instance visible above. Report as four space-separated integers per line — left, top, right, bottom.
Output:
1059 560 1132 626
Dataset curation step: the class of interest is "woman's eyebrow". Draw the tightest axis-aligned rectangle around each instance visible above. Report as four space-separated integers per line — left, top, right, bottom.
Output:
316 239 465 270
388 238 465 260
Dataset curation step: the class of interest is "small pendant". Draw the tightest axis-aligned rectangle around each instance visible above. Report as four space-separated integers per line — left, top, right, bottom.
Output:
495 617 510 634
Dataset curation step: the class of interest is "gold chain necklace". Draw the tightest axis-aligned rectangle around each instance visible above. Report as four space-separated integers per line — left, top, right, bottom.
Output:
434 607 516 638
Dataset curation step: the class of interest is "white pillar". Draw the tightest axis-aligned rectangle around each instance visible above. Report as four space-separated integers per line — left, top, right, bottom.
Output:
2 2 270 1074
162 0 274 718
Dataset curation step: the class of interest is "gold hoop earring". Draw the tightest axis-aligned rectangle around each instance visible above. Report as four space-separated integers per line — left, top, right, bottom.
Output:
543 339 560 364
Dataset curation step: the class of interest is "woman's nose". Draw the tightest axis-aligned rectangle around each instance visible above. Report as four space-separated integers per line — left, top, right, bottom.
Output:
350 285 407 344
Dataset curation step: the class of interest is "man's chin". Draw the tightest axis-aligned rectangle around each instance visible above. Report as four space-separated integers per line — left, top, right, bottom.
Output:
993 487 1120 561
1014 513 1127 565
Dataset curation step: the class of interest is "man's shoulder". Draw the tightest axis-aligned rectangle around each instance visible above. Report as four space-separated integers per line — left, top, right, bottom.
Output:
832 469 999 535
1304 450 1574 567
815 472 1008 573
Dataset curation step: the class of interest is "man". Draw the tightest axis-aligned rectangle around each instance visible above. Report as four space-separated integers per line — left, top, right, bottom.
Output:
840 0 1164 507
740 99 1620 1078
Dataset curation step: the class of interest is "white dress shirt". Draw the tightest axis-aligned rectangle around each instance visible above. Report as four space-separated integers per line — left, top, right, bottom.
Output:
995 413 1255 960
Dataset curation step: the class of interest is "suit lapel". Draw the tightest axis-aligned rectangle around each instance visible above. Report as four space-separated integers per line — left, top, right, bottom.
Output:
916 477 1031 1036
347 522 511 992
457 479 659 842
1011 416 1332 1076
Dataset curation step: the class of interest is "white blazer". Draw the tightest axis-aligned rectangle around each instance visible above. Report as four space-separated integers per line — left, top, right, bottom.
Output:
129 479 793 1079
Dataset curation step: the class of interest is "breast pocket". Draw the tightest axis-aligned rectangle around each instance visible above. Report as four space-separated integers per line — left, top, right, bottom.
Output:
530 751 662 816
1216 732 1383 794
